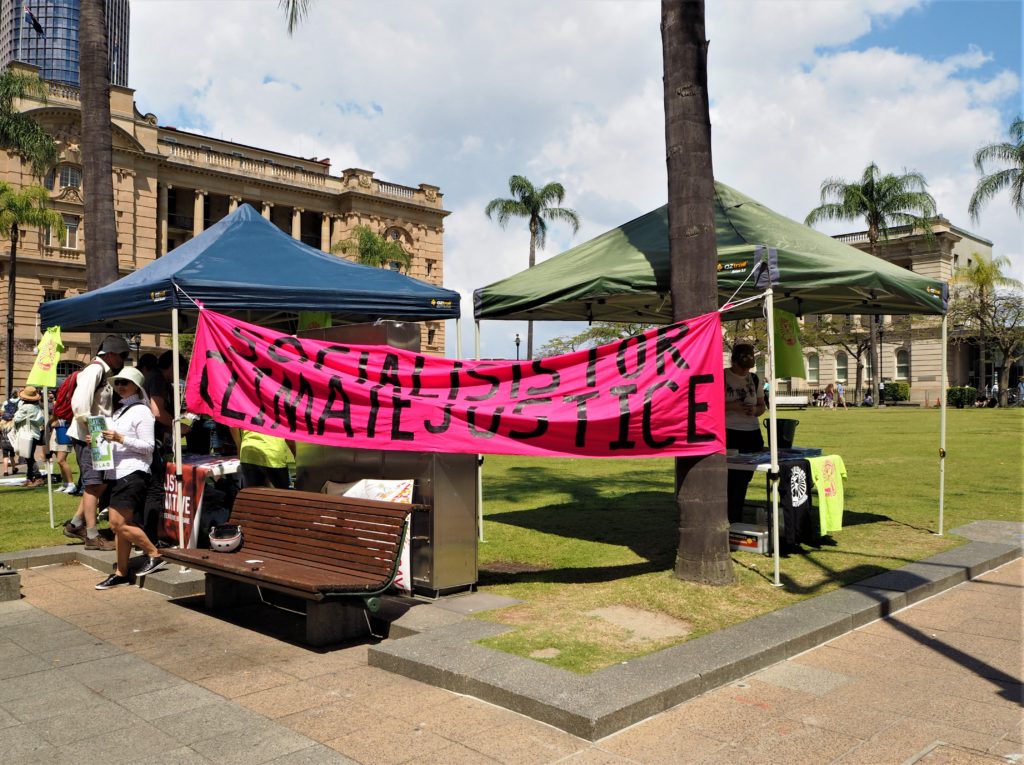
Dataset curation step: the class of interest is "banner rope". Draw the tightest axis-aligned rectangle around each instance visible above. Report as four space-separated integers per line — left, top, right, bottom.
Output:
173 283 203 310
719 292 764 314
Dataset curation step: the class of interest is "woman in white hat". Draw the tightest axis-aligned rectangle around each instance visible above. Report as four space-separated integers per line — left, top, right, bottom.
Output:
13 386 45 488
94 367 167 589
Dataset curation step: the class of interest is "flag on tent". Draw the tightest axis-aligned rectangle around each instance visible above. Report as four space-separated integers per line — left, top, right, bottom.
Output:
773 308 805 379
26 326 63 388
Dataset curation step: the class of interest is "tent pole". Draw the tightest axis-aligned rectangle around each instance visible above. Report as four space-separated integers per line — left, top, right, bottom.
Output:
474 320 484 542
764 287 782 587
43 384 54 529
938 315 948 536
172 307 185 549
455 318 462 359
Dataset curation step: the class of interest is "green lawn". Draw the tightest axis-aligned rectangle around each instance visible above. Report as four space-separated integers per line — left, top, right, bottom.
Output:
2 407 1020 673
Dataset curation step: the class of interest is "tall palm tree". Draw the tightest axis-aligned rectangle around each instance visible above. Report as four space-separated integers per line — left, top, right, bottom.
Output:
969 116 1024 223
952 254 1022 400
332 225 412 272
0 69 58 177
1 183 65 396
805 162 937 399
280 0 312 35
79 0 118 292
485 176 580 359
662 0 733 585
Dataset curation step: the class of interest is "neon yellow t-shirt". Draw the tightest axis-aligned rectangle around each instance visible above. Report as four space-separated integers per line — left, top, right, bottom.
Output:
808 455 848 534
239 431 290 468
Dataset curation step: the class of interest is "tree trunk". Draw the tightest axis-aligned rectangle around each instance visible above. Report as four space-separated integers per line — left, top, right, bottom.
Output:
5 228 18 398
80 0 118 293
662 0 733 585
527 223 537 360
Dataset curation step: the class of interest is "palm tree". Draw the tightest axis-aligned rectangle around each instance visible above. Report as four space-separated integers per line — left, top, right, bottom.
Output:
662 0 733 585
805 162 937 399
485 176 580 359
952 254 1023 402
280 0 312 34
332 225 412 272
969 116 1024 223
0 69 58 176
79 0 119 293
1 183 65 396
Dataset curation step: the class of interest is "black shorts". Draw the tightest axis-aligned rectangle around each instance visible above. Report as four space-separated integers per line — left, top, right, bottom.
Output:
107 470 151 521
72 438 107 487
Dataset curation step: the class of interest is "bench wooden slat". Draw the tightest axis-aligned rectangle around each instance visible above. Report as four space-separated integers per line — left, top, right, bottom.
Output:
162 488 409 600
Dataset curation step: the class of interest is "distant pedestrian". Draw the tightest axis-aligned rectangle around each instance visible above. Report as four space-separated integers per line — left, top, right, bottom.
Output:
836 381 848 410
824 383 836 410
13 386 45 487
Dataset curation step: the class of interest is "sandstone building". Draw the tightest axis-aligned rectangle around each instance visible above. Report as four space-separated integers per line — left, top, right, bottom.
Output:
0 62 449 388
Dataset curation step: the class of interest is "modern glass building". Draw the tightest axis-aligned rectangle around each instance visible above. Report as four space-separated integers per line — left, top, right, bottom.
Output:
0 0 129 87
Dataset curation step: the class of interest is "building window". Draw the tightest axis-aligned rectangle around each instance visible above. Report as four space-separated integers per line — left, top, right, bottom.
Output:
896 349 910 380
865 351 874 379
44 165 82 191
55 360 83 386
43 289 66 302
806 353 819 384
835 352 848 383
46 215 80 249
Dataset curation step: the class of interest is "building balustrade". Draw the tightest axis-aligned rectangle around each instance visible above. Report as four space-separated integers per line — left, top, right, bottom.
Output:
376 181 416 199
167 212 194 230
47 82 80 102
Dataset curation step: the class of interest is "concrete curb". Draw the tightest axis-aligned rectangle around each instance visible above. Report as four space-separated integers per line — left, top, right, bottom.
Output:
368 535 1021 741
0 544 205 599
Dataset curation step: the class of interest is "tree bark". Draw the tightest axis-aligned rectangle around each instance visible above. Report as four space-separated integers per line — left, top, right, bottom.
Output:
80 0 118 293
5 228 18 398
527 221 538 360
662 0 733 584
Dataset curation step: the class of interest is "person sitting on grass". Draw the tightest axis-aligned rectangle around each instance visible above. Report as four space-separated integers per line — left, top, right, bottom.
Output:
94 367 167 590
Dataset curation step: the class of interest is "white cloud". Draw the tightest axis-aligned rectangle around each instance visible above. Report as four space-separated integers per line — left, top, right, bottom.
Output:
129 0 1022 357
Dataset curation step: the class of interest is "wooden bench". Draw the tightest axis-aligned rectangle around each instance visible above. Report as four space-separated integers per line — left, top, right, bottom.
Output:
162 487 410 646
773 395 808 410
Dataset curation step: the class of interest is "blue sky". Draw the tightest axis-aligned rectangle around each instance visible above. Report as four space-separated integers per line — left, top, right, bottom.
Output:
130 1 1023 357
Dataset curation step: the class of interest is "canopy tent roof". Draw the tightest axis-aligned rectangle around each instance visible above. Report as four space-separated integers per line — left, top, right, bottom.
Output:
474 182 947 323
40 204 461 333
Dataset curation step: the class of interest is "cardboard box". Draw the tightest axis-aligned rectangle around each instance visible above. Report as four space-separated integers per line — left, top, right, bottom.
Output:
729 523 770 554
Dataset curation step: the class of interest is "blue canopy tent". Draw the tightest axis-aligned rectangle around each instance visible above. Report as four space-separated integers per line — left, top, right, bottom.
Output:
38 203 461 546
39 204 461 334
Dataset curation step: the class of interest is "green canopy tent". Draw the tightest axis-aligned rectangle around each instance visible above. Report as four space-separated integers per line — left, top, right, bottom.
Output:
474 182 946 322
473 181 951 586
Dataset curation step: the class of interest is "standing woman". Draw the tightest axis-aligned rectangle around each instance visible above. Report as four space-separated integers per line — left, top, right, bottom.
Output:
13 386 45 488
94 367 167 590
723 344 766 524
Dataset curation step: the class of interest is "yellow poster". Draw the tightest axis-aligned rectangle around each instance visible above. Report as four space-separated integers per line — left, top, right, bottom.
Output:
26 326 64 388
773 309 805 379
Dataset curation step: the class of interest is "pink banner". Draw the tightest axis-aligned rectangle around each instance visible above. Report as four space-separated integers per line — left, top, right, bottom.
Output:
185 310 725 458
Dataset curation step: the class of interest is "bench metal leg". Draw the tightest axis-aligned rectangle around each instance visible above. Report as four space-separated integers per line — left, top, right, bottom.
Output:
205 574 259 611
306 599 369 647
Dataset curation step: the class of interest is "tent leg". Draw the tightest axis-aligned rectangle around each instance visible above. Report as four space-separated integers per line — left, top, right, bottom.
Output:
473 320 484 541
938 316 947 536
455 318 462 360
43 385 54 529
764 288 782 587
172 308 186 550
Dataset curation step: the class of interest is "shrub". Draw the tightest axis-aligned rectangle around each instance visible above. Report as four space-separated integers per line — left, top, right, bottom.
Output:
884 382 910 402
946 386 977 407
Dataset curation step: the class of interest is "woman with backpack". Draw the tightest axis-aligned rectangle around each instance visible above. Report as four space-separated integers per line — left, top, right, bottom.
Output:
93 367 167 590
13 386 45 487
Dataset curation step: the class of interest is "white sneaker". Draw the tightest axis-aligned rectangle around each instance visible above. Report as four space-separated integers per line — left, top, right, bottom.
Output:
54 484 67 493
63 483 76 493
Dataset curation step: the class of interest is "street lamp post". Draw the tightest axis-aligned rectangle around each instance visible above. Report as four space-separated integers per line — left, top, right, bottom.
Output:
514 333 521 360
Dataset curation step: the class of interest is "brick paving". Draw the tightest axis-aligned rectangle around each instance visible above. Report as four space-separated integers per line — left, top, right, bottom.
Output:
0 558 1020 764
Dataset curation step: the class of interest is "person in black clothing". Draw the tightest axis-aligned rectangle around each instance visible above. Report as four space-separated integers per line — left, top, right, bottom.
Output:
724 344 766 523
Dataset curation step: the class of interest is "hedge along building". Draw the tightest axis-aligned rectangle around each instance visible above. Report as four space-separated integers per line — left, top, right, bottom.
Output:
785 217 996 404
0 61 449 388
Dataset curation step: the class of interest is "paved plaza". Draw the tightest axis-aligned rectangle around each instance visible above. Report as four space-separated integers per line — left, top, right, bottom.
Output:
0 556 1020 764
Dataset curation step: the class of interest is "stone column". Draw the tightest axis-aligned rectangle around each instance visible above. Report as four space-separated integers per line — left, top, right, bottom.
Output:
228 195 241 213
262 202 273 220
192 189 206 237
321 213 331 252
157 183 168 256
291 208 303 240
